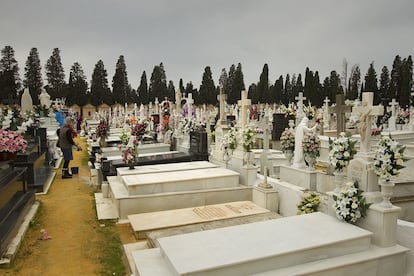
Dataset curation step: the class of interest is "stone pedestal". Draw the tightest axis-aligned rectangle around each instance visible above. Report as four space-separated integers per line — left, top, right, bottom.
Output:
279 165 317 191
252 186 278 212
357 204 401 247
240 165 257 186
347 157 379 192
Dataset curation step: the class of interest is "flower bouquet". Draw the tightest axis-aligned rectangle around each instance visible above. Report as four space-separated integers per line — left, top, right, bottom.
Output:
297 192 320 215
328 132 357 172
222 127 238 151
333 181 371 224
280 128 295 152
120 136 139 169
131 121 147 140
119 128 130 145
241 126 257 152
373 136 405 180
96 119 110 138
0 129 28 153
302 131 320 157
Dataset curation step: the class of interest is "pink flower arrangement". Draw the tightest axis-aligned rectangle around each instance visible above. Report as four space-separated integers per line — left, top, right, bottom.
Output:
131 122 147 139
302 131 321 157
0 129 28 153
96 119 110 138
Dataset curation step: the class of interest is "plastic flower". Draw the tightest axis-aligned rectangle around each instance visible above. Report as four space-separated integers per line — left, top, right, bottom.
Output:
302 131 320 157
222 127 238 151
280 128 295 151
95 119 110 138
241 126 257 152
373 136 405 180
0 129 28 153
297 192 320 215
329 132 357 172
333 182 371 224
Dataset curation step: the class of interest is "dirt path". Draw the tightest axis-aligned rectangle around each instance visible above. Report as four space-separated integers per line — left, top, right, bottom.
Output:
2 137 114 276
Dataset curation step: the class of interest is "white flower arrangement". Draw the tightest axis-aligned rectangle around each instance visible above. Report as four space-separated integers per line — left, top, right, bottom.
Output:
333 181 371 224
373 136 405 180
222 127 238 151
328 132 357 172
241 126 257 152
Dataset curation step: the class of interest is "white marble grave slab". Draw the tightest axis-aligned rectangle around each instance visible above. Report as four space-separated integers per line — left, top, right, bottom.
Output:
117 161 217 176
121 167 240 195
152 212 372 276
128 201 270 238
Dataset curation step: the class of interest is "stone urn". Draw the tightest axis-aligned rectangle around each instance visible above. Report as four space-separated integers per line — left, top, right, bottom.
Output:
379 178 395 208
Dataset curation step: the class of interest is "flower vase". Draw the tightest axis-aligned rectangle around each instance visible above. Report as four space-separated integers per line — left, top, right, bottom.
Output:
284 150 293 165
333 171 345 193
99 137 107 147
128 163 135 170
379 179 395 208
304 154 316 170
243 151 254 167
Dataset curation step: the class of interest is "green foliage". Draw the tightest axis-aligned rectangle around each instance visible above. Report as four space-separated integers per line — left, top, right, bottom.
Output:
24 47 43 105
45 48 65 99
112 55 130 104
364 62 379 104
198 66 216 105
297 192 320 215
0 45 20 102
137 71 148 105
149 62 168 103
91 60 112 106
67 62 88 106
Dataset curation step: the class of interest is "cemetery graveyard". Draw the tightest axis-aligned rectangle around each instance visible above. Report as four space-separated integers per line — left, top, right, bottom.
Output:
1 89 414 275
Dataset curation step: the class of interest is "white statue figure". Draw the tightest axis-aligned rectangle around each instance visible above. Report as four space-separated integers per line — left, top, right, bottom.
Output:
39 88 51 107
292 116 317 168
21 88 33 114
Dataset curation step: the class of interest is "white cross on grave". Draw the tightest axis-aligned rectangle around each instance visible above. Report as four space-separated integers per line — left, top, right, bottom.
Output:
387 98 399 131
259 114 273 175
238 90 251 129
175 89 182 113
330 94 352 137
187 93 194 120
295 92 307 120
352 92 384 157
323 97 331 129
217 87 227 126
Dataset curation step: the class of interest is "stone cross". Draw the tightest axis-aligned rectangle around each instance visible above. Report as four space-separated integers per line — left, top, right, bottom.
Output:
330 94 351 137
176 89 182 114
323 97 330 130
217 87 227 126
237 90 251 129
187 93 194 120
259 114 273 174
295 92 307 120
352 92 384 155
388 98 399 118
154 97 159 114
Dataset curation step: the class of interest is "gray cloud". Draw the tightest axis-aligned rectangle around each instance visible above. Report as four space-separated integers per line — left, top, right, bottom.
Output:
1 0 413 91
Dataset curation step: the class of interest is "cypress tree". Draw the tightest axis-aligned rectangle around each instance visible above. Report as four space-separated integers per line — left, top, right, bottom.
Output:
390 55 402 99
149 63 168 103
364 62 379 104
45 48 65 99
379 66 390 105
399 56 413 107
137 71 148 105
0 45 21 103
273 75 284 104
284 74 291 105
90 60 112 106
112 55 130 104
24 47 43 105
256 64 269 104
67 62 88 106
198 66 216 105
347 65 361 100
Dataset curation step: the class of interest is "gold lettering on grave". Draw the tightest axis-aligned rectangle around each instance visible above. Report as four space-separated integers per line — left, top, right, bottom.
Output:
192 207 227 219
225 203 254 214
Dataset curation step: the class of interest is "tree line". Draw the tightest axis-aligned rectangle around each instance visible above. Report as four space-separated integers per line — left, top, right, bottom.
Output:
0 45 412 109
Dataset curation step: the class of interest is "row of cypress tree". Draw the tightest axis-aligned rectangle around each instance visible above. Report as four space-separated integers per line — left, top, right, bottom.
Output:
0 45 412 108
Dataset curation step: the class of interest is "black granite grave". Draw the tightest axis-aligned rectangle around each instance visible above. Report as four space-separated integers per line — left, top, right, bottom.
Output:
100 151 195 180
13 142 53 193
190 131 209 161
272 113 289 141
0 161 34 258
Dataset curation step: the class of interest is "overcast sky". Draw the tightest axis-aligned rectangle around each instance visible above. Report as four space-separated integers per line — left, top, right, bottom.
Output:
1 0 413 91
